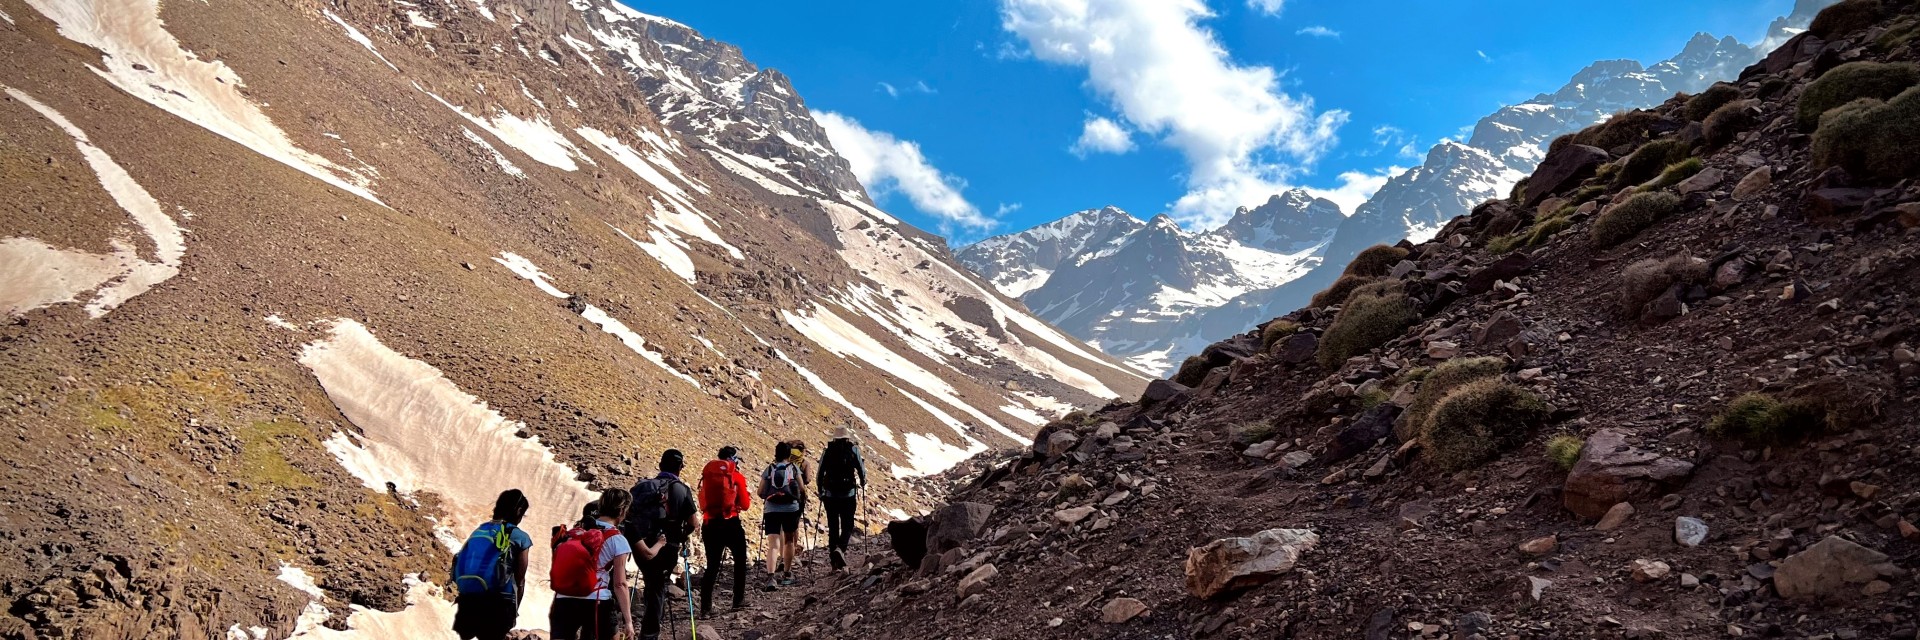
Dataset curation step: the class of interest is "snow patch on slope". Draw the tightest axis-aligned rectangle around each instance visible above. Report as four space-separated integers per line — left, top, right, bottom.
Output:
1 86 183 318
299 319 594 632
24 0 385 205
492 252 701 387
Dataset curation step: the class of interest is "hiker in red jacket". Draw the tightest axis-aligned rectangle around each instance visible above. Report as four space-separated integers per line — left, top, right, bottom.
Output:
697 446 752 615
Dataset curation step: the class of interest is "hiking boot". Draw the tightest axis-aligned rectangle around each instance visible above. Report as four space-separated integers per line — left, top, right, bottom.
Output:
779 572 794 586
829 548 846 571
764 579 779 592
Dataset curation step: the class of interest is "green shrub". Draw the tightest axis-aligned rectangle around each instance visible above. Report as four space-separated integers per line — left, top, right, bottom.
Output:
1808 0 1886 39
1572 110 1665 151
1485 234 1522 255
1613 138 1693 189
1795 61 1920 131
1644 157 1704 191
1812 86 1920 184
1875 17 1920 52
1590 191 1680 248
1345 245 1410 278
1171 354 1211 387
1617 254 1708 318
1708 393 1830 444
1315 284 1417 368
1310 274 1378 308
1568 184 1607 204
1357 388 1390 410
1703 99 1759 147
1546 434 1585 470
1757 77 1792 101
1399 366 1432 383
1523 214 1574 247
1260 319 1301 349
1230 421 1277 445
1685 83 1743 121
1421 379 1550 471
1398 356 1505 441
1508 176 1532 203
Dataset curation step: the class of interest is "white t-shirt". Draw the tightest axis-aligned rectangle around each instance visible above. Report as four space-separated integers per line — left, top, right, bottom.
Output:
555 519 633 601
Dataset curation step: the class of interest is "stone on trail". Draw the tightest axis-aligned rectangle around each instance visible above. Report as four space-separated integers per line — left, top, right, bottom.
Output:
1100 597 1148 623
1630 559 1671 583
1054 505 1097 526
1773 536 1890 601
1527 576 1552 601
1675 516 1708 547
1518 535 1557 556
1564 429 1695 519
1595 502 1635 531
957 563 997 598
1184 528 1319 599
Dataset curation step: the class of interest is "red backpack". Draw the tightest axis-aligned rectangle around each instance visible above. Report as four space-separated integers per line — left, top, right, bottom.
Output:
550 525 618 597
698 460 742 520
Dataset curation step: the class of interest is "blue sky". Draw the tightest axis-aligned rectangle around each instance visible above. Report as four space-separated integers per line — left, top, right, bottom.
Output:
626 0 1793 244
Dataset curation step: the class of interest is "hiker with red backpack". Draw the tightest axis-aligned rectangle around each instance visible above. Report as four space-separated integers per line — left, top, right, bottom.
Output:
696 446 752 615
816 427 868 571
548 488 662 640
450 489 533 640
623 449 699 640
759 441 804 589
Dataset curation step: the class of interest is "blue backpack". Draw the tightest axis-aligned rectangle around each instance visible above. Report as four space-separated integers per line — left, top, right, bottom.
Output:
450 522 518 597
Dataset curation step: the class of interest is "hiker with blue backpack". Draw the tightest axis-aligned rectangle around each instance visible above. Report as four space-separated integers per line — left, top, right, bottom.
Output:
548 488 664 640
623 449 699 640
450 490 533 640
760 441 804 589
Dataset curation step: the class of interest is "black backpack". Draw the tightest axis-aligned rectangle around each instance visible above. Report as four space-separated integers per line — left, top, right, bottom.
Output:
623 477 683 543
821 439 860 492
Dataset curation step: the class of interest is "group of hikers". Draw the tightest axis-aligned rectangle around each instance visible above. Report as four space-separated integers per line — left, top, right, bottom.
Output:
446 427 870 640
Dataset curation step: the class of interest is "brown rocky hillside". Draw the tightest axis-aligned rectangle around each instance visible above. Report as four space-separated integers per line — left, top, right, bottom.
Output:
752 3 1920 638
0 0 1144 636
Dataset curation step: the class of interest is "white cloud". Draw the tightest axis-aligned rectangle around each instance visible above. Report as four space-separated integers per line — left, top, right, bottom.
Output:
1295 25 1340 38
995 202 1023 216
1070 116 1136 157
1476 50 1492 63
913 80 937 94
1304 166 1408 214
1371 124 1420 159
1246 0 1284 17
877 81 899 98
1000 0 1348 228
816 111 994 232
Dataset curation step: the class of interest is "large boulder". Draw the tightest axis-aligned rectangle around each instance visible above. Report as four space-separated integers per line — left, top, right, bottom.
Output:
886 518 930 569
1745 32 1823 78
1563 429 1695 519
1774 536 1891 601
1524 144 1609 207
1140 379 1190 407
924 502 994 554
1183 528 1319 599
1326 404 1401 463
1272 332 1319 365
1461 254 1531 297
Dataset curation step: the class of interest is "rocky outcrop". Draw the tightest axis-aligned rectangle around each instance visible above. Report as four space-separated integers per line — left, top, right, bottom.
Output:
1183 529 1319 599
1563 430 1696 519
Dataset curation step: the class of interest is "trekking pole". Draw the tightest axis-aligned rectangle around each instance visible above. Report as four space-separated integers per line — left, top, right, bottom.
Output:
681 546 699 640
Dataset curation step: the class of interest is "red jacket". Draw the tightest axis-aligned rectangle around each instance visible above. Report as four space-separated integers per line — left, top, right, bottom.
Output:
698 459 752 520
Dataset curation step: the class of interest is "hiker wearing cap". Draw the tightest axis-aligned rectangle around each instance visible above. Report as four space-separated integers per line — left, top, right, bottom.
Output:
696 446 752 615
624 450 699 640
785 439 813 569
450 489 532 640
817 426 868 571
759 441 803 588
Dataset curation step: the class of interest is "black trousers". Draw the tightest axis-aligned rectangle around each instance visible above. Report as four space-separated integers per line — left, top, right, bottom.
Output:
452 593 517 640
549 597 618 640
824 496 857 551
639 542 679 638
699 518 749 610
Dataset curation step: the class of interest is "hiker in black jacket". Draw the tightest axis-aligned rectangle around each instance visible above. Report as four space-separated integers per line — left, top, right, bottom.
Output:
815 426 868 571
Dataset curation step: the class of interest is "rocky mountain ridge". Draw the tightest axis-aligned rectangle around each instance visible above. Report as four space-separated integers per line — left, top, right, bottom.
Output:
960 0 1838 376
960 190 1344 373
